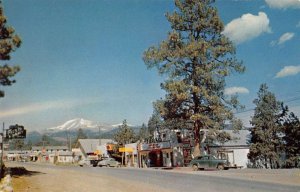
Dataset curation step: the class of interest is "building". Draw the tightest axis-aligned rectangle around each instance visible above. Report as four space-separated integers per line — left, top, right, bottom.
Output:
31 146 69 163
210 130 250 168
123 143 138 167
77 139 114 160
137 128 191 168
55 151 74 164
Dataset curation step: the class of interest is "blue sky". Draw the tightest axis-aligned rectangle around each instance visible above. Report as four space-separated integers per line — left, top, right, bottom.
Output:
0 0 299 131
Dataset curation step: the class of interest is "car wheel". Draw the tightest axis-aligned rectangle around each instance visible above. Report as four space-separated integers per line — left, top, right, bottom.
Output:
217 164 224 170
192 164 198 171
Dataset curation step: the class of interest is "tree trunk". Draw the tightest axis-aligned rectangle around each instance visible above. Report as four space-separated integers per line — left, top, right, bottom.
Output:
193 121 200 157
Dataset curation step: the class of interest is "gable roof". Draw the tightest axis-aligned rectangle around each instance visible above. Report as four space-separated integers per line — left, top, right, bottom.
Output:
78 139 100 154
223 130 250 146
32 146 68 151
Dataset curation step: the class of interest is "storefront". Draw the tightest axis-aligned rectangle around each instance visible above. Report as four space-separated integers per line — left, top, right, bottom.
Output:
138 141 174 168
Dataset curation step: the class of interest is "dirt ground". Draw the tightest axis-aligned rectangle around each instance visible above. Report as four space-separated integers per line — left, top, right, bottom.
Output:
7 163 171 192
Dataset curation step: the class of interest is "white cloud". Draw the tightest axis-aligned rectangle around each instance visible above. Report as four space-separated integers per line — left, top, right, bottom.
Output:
270 32 295 46
278 32 295 44
225 87 250 95
222 12 271 44
275 65 300 78
265 0 300 9
0 98 100 118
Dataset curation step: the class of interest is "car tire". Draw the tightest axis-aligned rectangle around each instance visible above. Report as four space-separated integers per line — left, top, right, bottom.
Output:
217 164 224 170
192 164 198 171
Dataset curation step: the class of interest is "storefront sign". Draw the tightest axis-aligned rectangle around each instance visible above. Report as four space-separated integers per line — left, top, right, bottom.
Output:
139 141 171 151
6 124 26 139
119 147 134 153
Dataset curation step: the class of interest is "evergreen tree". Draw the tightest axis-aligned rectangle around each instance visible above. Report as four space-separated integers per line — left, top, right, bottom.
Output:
38 134 51 146
113 120 135 145
137 123 149 142
26 140 33 150
282 111 300 168
73 128 88 147
0 2 22 97
10 139 24 150
143 0 244 155
147 109 163 136
248 84 283 169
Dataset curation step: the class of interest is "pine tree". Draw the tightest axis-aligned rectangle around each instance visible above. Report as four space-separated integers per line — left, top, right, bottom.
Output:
137 123 149 142
248 84 283 169
143 0 244 156
73 128 88 147
147 109 163 136
282 112 300 168
0 2 21 97
113 120 135 145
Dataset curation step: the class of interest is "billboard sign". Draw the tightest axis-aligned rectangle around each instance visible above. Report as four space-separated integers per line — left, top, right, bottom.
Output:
6 124 26 139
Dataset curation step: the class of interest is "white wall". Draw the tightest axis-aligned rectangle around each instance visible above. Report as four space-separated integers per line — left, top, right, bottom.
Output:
230 148 249 168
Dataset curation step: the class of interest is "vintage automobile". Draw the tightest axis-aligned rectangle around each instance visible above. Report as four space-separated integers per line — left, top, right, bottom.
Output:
78 159 99 167
97 158 120 167
78 159 92 167
189 154 229 171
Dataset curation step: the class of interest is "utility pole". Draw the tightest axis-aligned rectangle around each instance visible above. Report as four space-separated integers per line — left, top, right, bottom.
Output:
0 122 4 177
98 125 101 146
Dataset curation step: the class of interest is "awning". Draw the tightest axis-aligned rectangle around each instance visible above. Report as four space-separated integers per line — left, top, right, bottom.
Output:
119 147 133 153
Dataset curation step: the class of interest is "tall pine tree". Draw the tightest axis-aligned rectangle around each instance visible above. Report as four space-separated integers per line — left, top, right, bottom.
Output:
0 2 21 97
143 0 244 156
282 111 300 168
248 84 283 169
113 120 135 145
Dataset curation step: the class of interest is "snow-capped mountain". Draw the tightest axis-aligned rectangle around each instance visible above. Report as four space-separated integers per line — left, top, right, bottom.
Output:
47 118 114 132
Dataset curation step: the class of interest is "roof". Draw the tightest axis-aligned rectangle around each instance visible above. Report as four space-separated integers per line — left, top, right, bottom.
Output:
78 139 100 154
210 130 250 147
58 151 73 156
32 146 69 151
223 130 250 146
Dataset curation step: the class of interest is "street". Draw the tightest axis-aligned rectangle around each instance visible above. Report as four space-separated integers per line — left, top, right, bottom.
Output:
6 162 300 192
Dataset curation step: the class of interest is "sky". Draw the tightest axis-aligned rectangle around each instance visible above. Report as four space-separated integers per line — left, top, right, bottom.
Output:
0 0 299 131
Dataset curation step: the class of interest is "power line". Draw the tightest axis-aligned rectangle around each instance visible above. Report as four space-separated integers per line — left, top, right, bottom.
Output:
234 97 300 115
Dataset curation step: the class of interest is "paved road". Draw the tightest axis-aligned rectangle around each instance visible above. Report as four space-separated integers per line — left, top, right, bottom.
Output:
79 166 300 192
7 162 300 192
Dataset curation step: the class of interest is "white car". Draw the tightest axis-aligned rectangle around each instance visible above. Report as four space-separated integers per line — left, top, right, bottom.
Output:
97 158 120 167
78 159 91 167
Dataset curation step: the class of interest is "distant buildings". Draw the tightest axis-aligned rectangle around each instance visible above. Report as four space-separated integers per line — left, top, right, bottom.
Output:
2 130 251 169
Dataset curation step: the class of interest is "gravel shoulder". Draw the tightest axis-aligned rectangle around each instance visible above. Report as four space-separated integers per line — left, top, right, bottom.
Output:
7 162 171 192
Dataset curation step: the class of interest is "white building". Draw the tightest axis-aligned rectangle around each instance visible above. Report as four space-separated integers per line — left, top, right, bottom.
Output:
211 130 250 168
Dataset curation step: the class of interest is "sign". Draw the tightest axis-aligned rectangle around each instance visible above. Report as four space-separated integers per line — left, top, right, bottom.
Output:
119 147 133 153
6 124 26 139
139 141 171 151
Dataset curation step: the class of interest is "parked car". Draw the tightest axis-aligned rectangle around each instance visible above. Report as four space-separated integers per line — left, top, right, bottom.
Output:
79 159 100 167
97 158 120 167
189 154 229 171
78 159 91 167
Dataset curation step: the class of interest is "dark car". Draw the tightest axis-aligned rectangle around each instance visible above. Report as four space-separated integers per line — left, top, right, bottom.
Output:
189 154 229 171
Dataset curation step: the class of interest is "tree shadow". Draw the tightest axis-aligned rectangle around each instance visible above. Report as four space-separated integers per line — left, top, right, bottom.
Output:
6 167 45 178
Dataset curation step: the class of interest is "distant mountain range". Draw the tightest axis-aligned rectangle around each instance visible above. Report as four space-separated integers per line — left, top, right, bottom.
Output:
25 118 141 145
47 118 116 132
